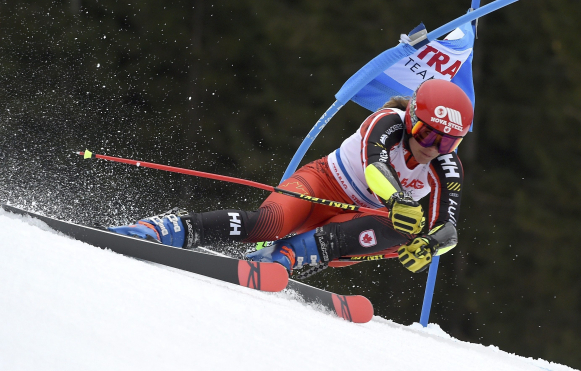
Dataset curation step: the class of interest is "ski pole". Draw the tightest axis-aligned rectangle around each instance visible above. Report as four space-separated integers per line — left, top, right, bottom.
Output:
336 252 398 261
77 150 391 218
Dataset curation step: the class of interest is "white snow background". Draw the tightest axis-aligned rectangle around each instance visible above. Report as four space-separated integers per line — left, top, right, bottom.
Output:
0 208 576 371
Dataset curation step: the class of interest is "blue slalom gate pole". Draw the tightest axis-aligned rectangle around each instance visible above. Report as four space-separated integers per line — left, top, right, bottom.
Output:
281 101 343 181
419 0 499 328
425 0 516 43
280 0 519 327
282 0 518 181
420 253 441 325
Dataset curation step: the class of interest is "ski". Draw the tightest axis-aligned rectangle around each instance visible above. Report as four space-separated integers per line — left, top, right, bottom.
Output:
286 279 374 324
2 204 288 292
196 247 375 323
3 204 373 322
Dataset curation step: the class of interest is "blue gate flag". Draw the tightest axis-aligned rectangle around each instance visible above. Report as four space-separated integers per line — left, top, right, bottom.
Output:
340 21 476 114
284 1 518 181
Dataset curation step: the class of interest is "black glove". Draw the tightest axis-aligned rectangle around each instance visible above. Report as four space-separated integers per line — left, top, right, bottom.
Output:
386 192 425 234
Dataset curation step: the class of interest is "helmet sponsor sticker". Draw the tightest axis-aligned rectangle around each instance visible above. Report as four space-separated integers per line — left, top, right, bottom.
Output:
435 106 462 125
432 105 463 133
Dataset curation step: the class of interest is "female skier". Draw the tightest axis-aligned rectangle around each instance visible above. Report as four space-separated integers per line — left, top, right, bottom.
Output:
110 79 474 275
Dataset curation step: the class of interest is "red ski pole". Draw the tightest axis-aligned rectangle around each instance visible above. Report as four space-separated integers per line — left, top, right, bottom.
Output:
78 150 391 218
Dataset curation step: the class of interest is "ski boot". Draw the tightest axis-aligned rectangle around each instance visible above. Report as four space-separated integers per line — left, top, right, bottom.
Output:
246 228 331 273
108 208 187 248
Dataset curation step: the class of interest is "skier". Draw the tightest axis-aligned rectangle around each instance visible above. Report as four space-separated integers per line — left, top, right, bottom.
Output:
109 79 473 274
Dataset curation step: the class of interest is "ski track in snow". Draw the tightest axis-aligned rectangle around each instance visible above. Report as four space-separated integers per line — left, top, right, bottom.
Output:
0 209 576 371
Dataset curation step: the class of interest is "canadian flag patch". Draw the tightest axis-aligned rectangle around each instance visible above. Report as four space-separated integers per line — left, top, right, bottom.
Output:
359 229 377 248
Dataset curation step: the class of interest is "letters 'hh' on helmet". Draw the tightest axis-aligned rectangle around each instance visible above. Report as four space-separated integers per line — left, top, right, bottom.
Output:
405 79 474 138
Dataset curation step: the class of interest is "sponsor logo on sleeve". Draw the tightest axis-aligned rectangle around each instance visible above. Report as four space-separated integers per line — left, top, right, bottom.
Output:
228 212 242 236
438 154 460 178
380 134 388 144
447 182 461 191
379 149 389 162
385 123 403 137
448 199 458 226
359 229 378 248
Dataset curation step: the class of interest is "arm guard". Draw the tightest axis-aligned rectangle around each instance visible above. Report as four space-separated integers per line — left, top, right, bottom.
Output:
364 161 402 202
427 221 458 256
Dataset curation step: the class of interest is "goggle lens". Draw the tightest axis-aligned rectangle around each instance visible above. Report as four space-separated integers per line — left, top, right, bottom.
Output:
411 121 463 154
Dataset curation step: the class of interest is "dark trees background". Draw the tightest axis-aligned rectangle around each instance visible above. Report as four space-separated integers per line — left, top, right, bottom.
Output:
1 0 580 368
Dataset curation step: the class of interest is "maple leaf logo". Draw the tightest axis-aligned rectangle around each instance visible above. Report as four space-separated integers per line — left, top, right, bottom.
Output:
359 229 377 247
362 234 373 244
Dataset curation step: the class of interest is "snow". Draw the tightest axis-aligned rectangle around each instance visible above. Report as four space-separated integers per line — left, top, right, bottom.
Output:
0 209 576 371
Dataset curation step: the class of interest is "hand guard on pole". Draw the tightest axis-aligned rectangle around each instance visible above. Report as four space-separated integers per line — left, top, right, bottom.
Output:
398 221 459 273
398 236 434 273
386 192 425 234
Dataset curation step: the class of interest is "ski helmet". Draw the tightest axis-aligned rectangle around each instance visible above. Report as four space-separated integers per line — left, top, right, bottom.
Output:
405 79 473 138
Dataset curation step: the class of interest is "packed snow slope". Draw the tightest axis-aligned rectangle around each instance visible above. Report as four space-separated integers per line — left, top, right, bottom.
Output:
0 208 576 371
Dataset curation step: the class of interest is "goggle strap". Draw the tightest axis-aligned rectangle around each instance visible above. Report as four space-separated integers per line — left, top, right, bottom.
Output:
411 120 424 135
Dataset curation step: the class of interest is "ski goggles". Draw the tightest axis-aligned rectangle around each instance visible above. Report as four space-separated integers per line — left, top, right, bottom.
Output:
411 121 463 154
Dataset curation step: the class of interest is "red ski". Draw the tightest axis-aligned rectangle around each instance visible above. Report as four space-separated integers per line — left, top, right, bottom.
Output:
287 280 374 323
237 260 288 292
